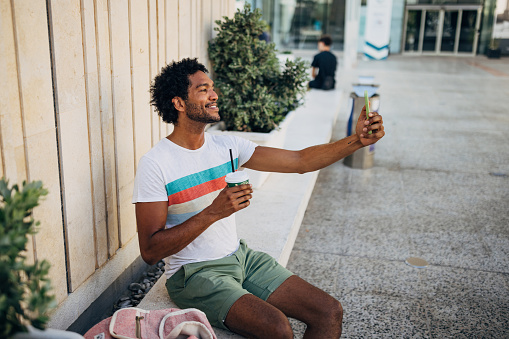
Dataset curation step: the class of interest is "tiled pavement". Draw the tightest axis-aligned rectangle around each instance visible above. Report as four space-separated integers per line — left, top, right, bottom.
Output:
286 53 509 338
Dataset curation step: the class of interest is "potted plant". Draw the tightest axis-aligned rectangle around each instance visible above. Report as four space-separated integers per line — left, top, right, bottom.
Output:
208 3 308 133
0 179 83 339
487 38 501 58
207 4 308 187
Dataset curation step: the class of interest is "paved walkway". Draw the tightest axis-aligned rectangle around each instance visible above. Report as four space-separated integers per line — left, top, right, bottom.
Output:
286 53 509 338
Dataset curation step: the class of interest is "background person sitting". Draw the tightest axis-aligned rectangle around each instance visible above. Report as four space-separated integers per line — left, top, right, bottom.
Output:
309 34 337 90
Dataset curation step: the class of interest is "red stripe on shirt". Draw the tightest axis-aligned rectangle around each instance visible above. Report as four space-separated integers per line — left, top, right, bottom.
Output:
168 175 227 205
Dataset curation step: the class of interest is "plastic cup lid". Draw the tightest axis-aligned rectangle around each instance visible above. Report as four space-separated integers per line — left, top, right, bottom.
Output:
225 171 249 183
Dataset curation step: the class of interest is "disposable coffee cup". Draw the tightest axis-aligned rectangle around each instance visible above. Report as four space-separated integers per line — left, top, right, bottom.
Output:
225 171 249 187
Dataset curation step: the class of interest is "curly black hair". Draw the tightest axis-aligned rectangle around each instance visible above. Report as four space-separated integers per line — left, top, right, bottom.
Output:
150 58 208 124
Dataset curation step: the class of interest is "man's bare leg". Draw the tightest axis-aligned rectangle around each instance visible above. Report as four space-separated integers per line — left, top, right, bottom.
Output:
224 276 342 339
224 294 294 339
267 275 343 338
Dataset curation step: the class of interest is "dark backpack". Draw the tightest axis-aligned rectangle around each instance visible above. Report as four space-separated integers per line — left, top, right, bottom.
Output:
322 76 334 90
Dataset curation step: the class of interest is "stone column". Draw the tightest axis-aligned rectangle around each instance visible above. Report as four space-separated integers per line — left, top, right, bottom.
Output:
343 0 361 70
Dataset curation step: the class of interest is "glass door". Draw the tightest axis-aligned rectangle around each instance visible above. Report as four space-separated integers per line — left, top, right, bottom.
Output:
402 5 481 56
404 10 422 53
422 10 440 52
458 10 480 53
440 10 459 53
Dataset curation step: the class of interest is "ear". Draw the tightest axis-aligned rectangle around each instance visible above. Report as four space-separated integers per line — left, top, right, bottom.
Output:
172 97 185 112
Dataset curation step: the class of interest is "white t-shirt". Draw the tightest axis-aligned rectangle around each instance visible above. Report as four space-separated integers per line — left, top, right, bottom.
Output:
132 133 257 278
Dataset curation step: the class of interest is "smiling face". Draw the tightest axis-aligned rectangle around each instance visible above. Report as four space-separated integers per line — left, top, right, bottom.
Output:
183 71 220 124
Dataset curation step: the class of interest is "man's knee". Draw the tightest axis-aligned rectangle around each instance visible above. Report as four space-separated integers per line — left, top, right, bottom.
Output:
332 299 343 322
231 308 293 339
270 314 293 339
256 308 293 339
321 298 343 326
225 294 293 338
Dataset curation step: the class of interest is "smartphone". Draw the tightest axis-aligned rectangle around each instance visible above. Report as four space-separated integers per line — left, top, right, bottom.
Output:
364 90 372 135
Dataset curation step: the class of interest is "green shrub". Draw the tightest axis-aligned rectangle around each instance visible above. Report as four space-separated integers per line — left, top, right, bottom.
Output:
0 179 55 338
208 4 309 132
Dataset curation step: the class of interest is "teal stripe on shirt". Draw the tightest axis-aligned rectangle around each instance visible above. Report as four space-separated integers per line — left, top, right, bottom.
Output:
165 158 239 196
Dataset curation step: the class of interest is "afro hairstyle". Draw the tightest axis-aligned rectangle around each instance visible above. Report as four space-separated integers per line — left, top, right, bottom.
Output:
150 58 208 124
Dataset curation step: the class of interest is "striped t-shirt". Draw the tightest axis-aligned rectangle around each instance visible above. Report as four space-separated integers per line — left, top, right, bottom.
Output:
132 133 257 277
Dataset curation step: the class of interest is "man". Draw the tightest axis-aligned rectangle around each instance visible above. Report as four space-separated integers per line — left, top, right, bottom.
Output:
133 58 384 338
309 34 337 90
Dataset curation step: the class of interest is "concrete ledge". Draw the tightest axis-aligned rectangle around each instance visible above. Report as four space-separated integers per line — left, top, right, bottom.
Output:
138 88 343 338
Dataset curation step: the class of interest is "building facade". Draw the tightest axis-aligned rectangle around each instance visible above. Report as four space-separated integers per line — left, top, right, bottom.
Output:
241 0 506 56
1 0 236 332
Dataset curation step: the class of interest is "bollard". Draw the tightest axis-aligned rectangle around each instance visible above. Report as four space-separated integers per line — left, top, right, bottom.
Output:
344 84 379 169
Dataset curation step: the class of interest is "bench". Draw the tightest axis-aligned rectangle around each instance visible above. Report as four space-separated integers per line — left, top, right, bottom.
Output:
137 88 344 338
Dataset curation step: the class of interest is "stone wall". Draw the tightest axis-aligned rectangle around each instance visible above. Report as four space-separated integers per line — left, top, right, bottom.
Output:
0 0 235 330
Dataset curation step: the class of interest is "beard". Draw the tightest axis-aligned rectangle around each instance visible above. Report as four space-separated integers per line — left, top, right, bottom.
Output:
185 101 220 124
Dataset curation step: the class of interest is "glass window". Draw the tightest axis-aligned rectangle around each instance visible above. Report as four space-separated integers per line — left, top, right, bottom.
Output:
272 0 345 50
406 0 482 4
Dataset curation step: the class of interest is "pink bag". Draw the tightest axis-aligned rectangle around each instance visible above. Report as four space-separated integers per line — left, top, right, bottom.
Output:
84 307 217 339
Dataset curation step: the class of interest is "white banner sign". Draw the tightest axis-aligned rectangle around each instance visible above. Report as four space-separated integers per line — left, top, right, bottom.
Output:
364 0 393 60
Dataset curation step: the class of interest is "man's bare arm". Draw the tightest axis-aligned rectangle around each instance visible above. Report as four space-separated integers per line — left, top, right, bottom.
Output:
136 184 253 265
243 134 363 174
244 107 384 174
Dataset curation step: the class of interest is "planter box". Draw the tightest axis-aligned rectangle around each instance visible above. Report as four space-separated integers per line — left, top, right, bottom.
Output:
487 48 501 59
207 111 296 188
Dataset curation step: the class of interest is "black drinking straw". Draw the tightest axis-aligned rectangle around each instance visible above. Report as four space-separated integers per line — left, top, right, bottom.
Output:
229 149 235 172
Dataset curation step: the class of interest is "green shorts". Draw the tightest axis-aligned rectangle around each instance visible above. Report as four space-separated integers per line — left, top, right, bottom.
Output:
165 239 294 330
